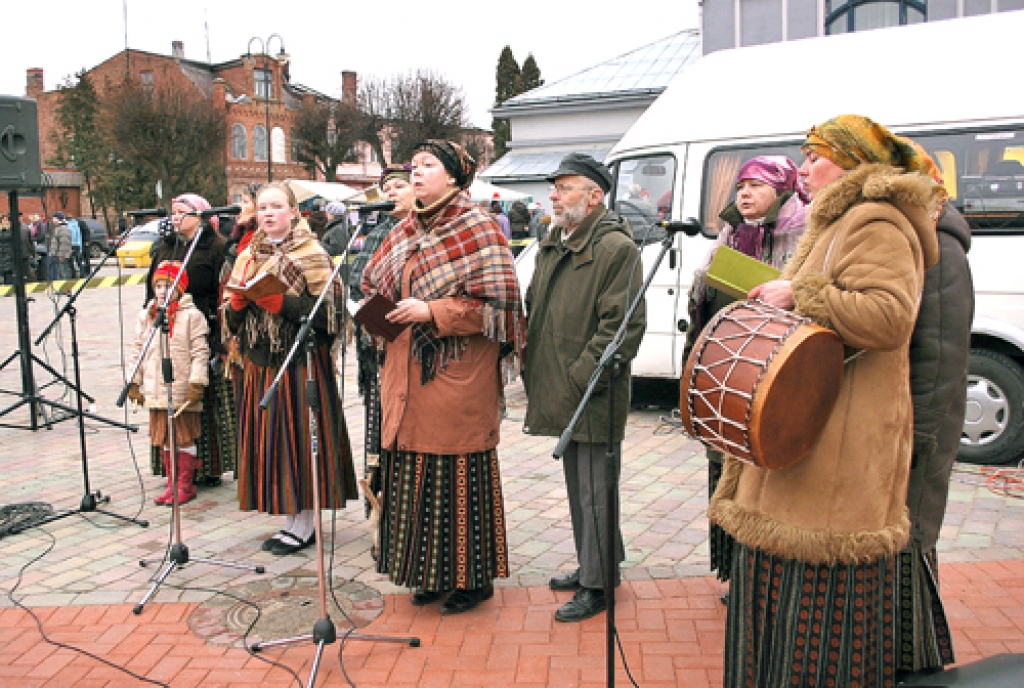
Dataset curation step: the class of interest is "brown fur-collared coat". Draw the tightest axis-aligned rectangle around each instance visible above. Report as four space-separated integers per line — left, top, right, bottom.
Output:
708 164 941 566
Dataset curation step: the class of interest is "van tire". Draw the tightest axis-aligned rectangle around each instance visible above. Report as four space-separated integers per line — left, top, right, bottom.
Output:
958 348 1024 466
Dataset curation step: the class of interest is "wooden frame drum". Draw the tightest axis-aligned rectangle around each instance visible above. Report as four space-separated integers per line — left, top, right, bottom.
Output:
680 300 844 470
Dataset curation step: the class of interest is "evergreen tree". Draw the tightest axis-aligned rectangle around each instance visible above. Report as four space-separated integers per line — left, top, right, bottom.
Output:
520 54 544 93
492 46 521 159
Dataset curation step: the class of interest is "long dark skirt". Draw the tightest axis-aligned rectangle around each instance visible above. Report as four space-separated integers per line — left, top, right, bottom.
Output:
236 345 357 514
149 373 237 481
725 542 897 688
708 450 734 581
895 543 955 673
377 447 509 592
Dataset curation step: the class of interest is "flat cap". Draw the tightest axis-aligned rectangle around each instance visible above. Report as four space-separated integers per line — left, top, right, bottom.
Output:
547 153 613 193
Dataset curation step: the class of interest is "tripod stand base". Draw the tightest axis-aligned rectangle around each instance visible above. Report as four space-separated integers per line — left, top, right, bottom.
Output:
7 490 149 535
133 544 265 615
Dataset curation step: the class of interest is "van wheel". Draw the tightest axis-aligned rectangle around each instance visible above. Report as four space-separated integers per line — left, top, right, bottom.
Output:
959 349 1024 465
89 243 103 260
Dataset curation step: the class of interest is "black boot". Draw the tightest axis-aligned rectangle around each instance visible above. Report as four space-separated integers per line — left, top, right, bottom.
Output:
411 589 445 606
549 568 581 591
441 584 494 614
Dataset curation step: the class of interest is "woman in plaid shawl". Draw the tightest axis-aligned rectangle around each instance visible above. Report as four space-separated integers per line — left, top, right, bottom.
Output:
223 182 357 556
361 140 525 615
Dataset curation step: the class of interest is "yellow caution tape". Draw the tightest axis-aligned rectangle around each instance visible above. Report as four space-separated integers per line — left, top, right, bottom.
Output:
0 273 149 298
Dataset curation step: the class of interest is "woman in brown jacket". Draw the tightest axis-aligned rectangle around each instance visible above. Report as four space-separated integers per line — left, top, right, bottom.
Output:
361 140 525 615
708 115 943 688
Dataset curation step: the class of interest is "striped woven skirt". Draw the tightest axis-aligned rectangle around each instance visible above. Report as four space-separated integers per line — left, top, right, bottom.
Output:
895 544 955 673
376 447 509 592
149 373 237 481
236 345 357 514
725 542 897 688
708 450 734 581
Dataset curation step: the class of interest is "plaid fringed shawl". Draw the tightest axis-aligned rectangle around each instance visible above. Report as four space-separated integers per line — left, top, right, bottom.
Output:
223 220 344 356
361 190 525 384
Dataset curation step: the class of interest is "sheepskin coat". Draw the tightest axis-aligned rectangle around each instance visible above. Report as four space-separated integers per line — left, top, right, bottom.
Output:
708 164 940 566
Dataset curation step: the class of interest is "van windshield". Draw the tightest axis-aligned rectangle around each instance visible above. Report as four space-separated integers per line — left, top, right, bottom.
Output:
612 154 676 246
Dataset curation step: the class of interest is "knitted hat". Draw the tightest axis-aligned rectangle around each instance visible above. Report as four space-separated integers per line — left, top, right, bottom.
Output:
151 260 188 294
412 140 476 189
380 163 412 187
171 192 219 232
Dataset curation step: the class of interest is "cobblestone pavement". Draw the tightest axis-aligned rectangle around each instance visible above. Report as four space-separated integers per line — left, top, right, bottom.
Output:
1 281 1023 686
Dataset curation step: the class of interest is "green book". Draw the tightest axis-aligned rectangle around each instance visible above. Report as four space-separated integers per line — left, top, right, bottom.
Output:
704 245 781 301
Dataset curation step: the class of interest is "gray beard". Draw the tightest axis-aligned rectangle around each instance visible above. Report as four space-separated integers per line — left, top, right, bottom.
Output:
551 198 589 231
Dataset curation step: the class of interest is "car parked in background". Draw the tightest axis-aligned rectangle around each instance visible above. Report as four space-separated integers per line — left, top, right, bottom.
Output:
116 221 161 269
76 218 110 260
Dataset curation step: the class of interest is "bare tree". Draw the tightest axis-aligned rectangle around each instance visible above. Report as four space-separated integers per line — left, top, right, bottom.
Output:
292 96 361 182
357 70 471 165
104 79 227 208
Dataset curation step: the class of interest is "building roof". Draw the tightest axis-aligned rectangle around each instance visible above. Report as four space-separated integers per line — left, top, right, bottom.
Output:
496 29 700 112
481 147 612 182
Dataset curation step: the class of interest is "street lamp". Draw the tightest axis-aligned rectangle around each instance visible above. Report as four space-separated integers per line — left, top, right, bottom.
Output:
246 34 286 183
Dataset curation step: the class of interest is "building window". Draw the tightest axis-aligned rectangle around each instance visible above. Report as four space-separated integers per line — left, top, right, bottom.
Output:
271 126 287 163
826 0 926 34
140 71 154 90
231 124 247 160
254 125 268 162
291 129 302 161
255 68 273 100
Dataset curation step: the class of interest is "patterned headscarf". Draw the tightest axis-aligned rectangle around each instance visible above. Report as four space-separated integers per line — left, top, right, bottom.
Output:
804 115 947 205
413 140 476 189
171 192 219 232
380 163 412 187
737 155 808 203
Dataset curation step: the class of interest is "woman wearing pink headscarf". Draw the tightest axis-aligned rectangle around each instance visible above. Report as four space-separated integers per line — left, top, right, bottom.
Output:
683 155 809 585
145 192 235 489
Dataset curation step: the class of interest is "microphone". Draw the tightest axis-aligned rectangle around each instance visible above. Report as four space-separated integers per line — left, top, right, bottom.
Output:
189 204 241 218
125 207 168 217
656 218 702 237
355 200 396 214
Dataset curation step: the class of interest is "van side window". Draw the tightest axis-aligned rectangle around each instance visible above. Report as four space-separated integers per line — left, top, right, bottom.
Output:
612 154 676 246
915 129 1024 234
701 145 804 237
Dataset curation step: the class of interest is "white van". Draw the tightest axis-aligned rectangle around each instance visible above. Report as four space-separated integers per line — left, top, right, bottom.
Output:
515 11 1024 465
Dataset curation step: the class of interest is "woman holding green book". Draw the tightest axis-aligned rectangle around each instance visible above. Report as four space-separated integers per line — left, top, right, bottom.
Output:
683 155 808 586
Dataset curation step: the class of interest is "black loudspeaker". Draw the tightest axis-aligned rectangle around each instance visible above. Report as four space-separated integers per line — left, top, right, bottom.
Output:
900 654 1024 687
0 96 42 191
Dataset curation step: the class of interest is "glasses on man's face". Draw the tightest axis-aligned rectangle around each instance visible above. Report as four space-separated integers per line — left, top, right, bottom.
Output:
549 183 588 196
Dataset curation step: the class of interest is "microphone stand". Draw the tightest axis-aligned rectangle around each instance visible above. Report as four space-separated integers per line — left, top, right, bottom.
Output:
116 220 264 615
250 226 418 688
552 225 690 688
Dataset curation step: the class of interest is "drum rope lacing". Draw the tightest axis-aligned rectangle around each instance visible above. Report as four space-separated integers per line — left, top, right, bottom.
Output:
686 300 804 460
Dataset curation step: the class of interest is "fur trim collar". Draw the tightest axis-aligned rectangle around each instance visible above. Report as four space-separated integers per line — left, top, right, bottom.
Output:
782 164 940 280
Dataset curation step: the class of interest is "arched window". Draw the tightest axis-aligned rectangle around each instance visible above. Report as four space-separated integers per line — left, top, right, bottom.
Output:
291 129 302 162
826 0 925 34
271 126 287 163
253 125 268 162
231 124 247 160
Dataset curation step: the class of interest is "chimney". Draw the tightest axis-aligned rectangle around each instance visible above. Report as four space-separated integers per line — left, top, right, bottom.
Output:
342 71 357 105
26 68 44 98
171 41 184 59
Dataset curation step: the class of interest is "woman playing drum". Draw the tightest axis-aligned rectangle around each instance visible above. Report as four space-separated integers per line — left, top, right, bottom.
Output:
708 115 944 688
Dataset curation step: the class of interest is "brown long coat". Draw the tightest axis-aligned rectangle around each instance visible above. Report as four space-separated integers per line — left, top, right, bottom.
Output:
708 164 940 566
379 261 502 455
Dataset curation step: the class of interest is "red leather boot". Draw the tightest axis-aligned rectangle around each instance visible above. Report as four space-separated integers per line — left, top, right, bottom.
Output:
154 449 174 505
174 451 199 505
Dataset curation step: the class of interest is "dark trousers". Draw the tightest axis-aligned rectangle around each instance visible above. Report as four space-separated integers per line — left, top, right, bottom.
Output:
562 440 624 589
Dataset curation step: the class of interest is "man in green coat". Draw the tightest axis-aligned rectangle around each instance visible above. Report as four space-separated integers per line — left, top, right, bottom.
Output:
523 153 646 622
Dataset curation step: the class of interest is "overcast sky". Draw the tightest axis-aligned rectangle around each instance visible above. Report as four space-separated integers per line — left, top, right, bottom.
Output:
2 1 699 129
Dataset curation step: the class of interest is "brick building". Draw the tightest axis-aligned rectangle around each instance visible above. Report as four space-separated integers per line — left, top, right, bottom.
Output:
17 41 347 221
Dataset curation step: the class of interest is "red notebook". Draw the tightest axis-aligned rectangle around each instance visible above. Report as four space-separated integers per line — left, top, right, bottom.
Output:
352 294 409 342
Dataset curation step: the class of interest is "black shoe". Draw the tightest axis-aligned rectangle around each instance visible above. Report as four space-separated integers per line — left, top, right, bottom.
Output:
270 531 315 556
411 589 444 606
720 592 729 605
441 584 494 615
555 587 606 623
549 568 581 592
200 476 222 487
261 530 293 552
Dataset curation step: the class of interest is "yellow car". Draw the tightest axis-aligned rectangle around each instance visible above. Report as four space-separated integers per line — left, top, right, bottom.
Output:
116 223 161 269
